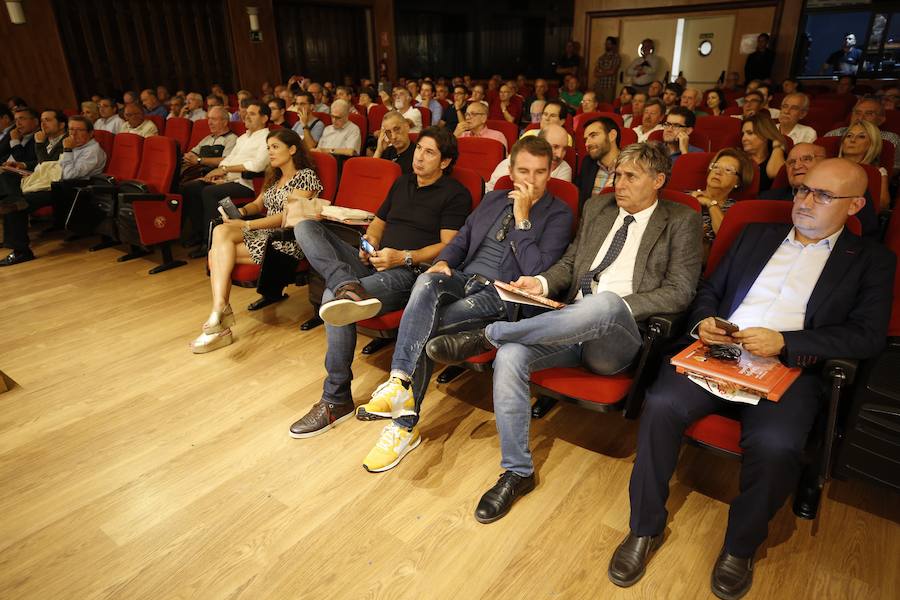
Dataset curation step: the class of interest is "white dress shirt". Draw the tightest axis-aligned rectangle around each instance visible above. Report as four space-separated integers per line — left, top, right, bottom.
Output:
486 157 572 192
728 227 841 332
318 122 361 155
94 115 124 134
120 119 158 138
779 123 817 144
220 127 270 189
635 124 663 143
537 201 658 306
402 106 423 133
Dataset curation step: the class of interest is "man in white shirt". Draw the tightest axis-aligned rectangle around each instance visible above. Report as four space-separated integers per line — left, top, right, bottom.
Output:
625 38 661 92
93 97 124 134
635 98 664 142
120 103 159 138
487 124 571 191
392 87 422 133
426 142 703 524
313 99 361 157
611 158 895 600
777 93 817 144
183 101 270 256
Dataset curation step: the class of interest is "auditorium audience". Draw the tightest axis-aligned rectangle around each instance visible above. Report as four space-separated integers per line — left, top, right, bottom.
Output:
741 112 786 190
593 36 621 104
689 147 755 247
140 89 168 118
470 84 488 107
744 33 774 82
523 79 550 126
120 103 159 138
777 93 817 144
838 120 890 211
373 110 414 174
559 76 584 115
0 107 14 163
622 92 647 128
167 95 186 120
576 116 620 208
268 98 288 128
308 82 330 113
661 82 682 113
625 39 660 92
350 136 573 472
661 107 702 162
580 91 599 114
825 96 900 174
635 98 665 143
391 87 422 133
4 107 39 167
454 102 508 151
289 127 470 441
736 90 764 119
487 124 572 191
425 142 703 523
679 88 705 116
0 116 105 266
758 142 826 201
313 99 361 157
647 80 664 99
180 106 237 185
80 101 100 124
182 92 207 121
611 158 894 600
183 100 270 257
191 128 323 353
520 100 572 145
95 97 124 133
489 83 522 125
442 85 467 132
417 81 442 126
704 89 726 116
291 91 326 150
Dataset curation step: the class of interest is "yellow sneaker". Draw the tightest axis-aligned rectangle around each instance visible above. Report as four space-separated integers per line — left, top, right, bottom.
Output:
357 376 415 419
363 423 421 472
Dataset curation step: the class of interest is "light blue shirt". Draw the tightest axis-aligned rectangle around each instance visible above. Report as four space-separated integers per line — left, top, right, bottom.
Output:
292 118 325 143
59 138 106 180
729 227 841 332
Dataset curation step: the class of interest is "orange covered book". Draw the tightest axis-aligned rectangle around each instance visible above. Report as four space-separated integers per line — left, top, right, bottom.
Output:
670 340 801 401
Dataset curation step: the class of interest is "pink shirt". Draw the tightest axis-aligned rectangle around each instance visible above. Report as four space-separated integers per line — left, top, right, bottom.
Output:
458 127 508 152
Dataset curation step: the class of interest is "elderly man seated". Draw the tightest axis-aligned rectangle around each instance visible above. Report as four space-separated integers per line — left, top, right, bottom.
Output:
120 103 158 138
179 105 237 185
0 116 106 266
777 93 817 144
487 124 571 191
312 99 361 157
373 110 414 174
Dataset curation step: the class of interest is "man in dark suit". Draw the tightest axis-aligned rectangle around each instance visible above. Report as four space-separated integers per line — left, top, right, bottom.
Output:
609 158 895 600
575 115 620 212
427 142 704 523
4 107 39 168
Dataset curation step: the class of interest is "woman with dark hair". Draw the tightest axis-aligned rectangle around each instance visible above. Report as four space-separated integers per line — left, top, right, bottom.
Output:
704 89 727 116
191 128 323 353
690 147 755 249
740 112 786 190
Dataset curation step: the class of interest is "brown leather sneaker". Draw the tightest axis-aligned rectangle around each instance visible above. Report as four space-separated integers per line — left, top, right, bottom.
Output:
289 400 355 438
607 532 664 587
318 281 382 326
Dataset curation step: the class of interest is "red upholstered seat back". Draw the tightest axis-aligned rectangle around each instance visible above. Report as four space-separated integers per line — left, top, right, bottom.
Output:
347 112 368 154
187 119 212 151
309 151 338 202
660 189 701 212
146 114 165 135
486 120 518 152
417 106 432 129
334 157 402 213
106 133 144 180
164 117 192 151
92 130 115 170
368 104 388 132
667 152 715 192
229 121 246 136
456 137 506 183
449 166 484 210
135 136 178 193
695 116 742 152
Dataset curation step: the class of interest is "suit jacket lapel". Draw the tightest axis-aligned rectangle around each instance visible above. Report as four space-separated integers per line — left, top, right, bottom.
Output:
727 225 789 317
803 229 860 325
630 201 667 289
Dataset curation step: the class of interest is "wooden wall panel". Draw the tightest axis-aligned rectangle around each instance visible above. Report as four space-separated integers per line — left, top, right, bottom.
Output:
227 0 281 96
0 0 77 110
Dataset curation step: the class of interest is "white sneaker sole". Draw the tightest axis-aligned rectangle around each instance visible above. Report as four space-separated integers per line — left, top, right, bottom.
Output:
289 409 355 439
319 298 382 327
363 436 422 473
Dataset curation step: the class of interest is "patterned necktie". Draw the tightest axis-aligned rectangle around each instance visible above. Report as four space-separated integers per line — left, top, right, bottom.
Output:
579 215 636 297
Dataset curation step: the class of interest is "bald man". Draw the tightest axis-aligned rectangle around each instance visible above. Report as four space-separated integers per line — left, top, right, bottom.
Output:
487 124 572 191
611 158 896 600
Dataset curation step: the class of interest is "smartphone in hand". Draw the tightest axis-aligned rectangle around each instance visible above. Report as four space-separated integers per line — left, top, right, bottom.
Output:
359 236 377 255
713 317 740 335
218 197 242 220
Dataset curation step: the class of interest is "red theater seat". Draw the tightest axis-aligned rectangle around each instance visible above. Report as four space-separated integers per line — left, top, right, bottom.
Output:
187 119 212 150
164 117 192 151
456 137 506 183
486 119 518 152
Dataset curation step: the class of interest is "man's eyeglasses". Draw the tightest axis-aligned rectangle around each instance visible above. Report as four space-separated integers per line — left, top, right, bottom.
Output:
794 184 858 205
786 154 823 168
662 122 688 129
708 163 738 176
465 111 486 118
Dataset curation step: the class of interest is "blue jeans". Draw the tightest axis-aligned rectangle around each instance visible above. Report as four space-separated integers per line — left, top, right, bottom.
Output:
486 292 643 476
295 219 419 404
392 271 510 429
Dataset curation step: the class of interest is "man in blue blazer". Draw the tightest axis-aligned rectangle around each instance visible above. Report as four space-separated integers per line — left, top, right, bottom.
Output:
610 158 896 600
355 136 573 473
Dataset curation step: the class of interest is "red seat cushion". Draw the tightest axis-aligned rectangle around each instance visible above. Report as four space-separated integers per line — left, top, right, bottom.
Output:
466 348 497 364
358 309 403 330
530 367 634 405
231 263 260 283
684 414 743 455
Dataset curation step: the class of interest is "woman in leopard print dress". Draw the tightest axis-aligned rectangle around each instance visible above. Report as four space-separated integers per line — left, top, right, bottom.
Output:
191 128 323 353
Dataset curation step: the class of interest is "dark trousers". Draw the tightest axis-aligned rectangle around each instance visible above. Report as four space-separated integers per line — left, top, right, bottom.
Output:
0 172 22 199
628 362 822 558
181 180 254 243
2 191 54 252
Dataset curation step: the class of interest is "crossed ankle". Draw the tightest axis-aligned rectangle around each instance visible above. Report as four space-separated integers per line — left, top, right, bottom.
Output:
389 370 412 386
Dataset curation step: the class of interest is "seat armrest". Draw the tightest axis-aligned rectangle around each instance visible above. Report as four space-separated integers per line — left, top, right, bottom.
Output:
120 191 165 203
624 311 689 419
241 170 265 179
647 312 689 340
823 358 858 386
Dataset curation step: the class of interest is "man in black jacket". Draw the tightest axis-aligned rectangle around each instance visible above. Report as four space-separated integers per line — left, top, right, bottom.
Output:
575 116 620 212
609 158 896 600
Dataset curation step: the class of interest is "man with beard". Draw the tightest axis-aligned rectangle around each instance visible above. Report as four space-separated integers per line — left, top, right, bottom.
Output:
575 116 621 211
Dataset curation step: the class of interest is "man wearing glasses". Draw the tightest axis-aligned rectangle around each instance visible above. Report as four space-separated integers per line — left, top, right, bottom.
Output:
1 116 106 266
313 99 360 157
660 107 701 164
453 103 508 152
94 97 124 134
609 158 894 600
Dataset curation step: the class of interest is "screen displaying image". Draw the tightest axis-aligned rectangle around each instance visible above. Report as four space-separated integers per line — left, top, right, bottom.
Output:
799 11 871 76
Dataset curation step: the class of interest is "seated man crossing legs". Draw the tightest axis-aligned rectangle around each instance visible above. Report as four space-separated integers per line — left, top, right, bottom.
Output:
288 127 471 441
427 142 704 523
358 136 574 472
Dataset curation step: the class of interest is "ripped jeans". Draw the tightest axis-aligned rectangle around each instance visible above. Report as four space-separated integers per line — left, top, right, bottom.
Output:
392 270 510 429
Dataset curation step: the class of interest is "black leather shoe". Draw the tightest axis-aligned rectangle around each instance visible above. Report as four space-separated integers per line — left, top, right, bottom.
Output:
474 471 535 524
426 329 494 364
792 483 821 520
607 532 663 587
0 250 35 266
711 549 753 600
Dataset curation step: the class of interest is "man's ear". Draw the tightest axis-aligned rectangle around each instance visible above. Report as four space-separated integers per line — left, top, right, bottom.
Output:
847 195 865 217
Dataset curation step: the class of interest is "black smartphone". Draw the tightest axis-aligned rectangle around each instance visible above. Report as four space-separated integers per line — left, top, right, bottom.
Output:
713 317 740 335
359 236 376 254
218 197 242 220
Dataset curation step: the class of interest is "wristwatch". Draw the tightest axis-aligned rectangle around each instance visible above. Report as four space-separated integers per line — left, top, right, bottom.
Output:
404 251 414 269
709 200 719 207
196 156 202 165
515 219 532 231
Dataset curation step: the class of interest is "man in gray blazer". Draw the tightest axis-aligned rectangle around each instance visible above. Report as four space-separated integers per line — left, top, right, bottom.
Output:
426 142 704 523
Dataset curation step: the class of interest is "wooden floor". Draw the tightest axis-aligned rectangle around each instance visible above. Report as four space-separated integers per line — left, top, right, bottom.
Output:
1 233 898 600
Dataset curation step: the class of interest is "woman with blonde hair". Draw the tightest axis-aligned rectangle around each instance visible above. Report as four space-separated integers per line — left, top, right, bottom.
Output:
839 119 889 211
191 128 323 353
690 148 755 248
740 112 786 191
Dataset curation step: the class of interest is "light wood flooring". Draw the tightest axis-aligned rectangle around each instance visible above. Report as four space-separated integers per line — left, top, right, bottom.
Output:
0 233 898 600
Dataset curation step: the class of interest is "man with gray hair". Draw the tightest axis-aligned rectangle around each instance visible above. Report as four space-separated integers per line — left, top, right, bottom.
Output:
180 92 207 121
313 99 361 157
679 88 706 116
777 93 816 144
426 142 704 523
825 96 900 173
